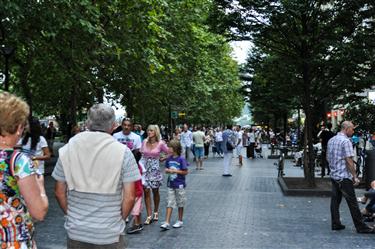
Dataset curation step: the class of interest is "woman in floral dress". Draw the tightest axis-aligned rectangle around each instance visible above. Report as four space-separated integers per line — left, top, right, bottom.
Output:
140 125 169 225
0 92 48 248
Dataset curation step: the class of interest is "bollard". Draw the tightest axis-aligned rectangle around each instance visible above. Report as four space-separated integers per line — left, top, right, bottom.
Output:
365 150 375 188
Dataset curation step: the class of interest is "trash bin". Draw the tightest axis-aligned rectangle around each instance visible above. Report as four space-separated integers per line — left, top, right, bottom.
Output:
365 150 375 188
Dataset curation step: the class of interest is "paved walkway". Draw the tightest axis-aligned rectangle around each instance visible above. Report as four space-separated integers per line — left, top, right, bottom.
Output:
35 147 374 249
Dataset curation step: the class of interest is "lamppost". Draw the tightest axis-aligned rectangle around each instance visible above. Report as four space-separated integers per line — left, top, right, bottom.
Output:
0 45 15 91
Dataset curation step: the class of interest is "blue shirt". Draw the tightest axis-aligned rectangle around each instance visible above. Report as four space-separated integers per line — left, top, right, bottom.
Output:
327 132 355 180
165 156 188 189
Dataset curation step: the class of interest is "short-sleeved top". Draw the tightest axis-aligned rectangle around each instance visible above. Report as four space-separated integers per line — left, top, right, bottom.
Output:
327 132 355 180
222 129 236 154
180 130 193 147
215 131 223 142
20 136 48 171
52 149 141 245
140 140 169 159
0 149 36 246
192 131 205 148
113 131 141 151
236 131 243 147
165 156 188 189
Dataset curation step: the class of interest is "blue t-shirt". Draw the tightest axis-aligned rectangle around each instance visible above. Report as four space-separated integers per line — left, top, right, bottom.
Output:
165 156 188 189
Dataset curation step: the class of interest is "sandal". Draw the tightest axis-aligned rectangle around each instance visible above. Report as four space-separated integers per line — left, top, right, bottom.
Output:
144 216 153 225
153 212 159 221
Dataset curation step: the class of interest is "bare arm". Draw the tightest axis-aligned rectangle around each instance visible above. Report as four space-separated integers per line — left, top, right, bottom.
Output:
18 175 49 221
121 181 136 219
165 168 188 175
54 181 68 215
33 147 51 161
345 157 357 180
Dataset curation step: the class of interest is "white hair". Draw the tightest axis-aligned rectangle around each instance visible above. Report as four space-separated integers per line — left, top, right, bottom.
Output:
86 104 115 132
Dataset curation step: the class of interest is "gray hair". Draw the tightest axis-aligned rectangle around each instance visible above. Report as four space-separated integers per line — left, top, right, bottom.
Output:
86 104 115 132
341 121 353 131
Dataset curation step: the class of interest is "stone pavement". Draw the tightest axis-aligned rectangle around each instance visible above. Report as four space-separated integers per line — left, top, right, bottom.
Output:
35 147 375 249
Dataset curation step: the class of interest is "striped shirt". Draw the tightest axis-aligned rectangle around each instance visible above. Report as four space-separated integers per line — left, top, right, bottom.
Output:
52 149 140 245
327 132 354 180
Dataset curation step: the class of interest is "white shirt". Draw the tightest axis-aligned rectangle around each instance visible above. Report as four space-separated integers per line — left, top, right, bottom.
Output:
248 132 256 143
20 136 48 174
113 131 142 151
180 130 193 147
236 131 243 147
215 131 223 142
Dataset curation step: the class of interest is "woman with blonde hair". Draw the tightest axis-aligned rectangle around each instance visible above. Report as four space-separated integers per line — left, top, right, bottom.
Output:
0 92 48 248
140 124 169 225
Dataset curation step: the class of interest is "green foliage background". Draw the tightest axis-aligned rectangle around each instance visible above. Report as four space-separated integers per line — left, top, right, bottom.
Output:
0 0 243 130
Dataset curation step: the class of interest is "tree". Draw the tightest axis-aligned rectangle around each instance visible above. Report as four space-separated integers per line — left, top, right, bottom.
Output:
1 0 244 135
214 0 375 186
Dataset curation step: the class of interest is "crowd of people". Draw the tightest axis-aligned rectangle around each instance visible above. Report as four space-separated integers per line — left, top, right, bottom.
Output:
1 91 375 248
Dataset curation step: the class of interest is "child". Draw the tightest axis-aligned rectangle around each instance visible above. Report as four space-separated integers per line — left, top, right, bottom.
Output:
126 152 145 234
160 139 188 230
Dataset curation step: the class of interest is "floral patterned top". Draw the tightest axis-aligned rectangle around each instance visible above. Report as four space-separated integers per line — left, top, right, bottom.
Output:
0 149 36 248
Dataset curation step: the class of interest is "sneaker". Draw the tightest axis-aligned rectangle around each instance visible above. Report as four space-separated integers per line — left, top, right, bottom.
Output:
127 224 144 234
160 222 170 230
172 221 183 228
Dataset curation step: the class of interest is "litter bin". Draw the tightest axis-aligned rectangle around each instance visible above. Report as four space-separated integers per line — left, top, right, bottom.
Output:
365 150 375 188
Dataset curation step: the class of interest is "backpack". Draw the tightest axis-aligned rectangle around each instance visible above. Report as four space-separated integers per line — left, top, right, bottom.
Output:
226 132 235 151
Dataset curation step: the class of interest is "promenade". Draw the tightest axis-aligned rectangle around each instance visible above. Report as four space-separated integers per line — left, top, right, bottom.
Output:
35 147 374 249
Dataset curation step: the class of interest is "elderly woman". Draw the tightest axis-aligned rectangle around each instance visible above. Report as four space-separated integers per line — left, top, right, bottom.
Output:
140 125 169 225
0 92 48 249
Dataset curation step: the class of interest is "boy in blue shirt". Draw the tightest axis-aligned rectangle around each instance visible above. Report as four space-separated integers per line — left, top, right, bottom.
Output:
160 139 189 230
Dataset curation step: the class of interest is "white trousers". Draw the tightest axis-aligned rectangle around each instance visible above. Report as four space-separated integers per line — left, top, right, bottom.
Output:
223 152 233 174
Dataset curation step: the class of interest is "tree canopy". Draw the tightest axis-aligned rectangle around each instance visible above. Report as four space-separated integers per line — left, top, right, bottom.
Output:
213 0 375 185
0 0 244 131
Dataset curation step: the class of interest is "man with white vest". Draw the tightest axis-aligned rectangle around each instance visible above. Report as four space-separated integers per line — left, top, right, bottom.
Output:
52 104 141 248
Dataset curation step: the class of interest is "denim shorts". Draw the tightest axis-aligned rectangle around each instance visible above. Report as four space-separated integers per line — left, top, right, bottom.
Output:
167 188 186 208
194 147 204 158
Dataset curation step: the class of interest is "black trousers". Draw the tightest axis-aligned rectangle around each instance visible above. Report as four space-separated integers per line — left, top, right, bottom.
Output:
247 143 255 158
204 143 210 157
330 178 367 230
321 150 330 176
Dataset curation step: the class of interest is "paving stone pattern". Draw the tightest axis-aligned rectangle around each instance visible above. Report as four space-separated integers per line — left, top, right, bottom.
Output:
35 147 375 249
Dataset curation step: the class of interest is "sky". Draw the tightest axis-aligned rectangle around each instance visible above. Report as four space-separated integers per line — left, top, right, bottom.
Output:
230 40 253 64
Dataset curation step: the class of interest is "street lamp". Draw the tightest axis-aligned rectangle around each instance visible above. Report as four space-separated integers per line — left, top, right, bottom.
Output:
0 45 15 91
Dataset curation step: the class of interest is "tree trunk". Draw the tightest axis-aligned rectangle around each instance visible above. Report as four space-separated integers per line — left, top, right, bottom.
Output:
19 61 33 117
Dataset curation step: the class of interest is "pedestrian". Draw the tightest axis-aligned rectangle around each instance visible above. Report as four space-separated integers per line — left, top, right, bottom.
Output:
160 139 188 230
20 117 51 175
318 123 335 177
180 124 193 160
45 121 56 156
0 91 48 248
247 128 256 159
192 125 205 170
235 125 243 166
113 118 142 157
222 124 236 176
140 125 169 225
173 127 181 141
327 121 374 233
204 129 212 159
52 103 141 248
127 152 145 234
214 127 224 157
